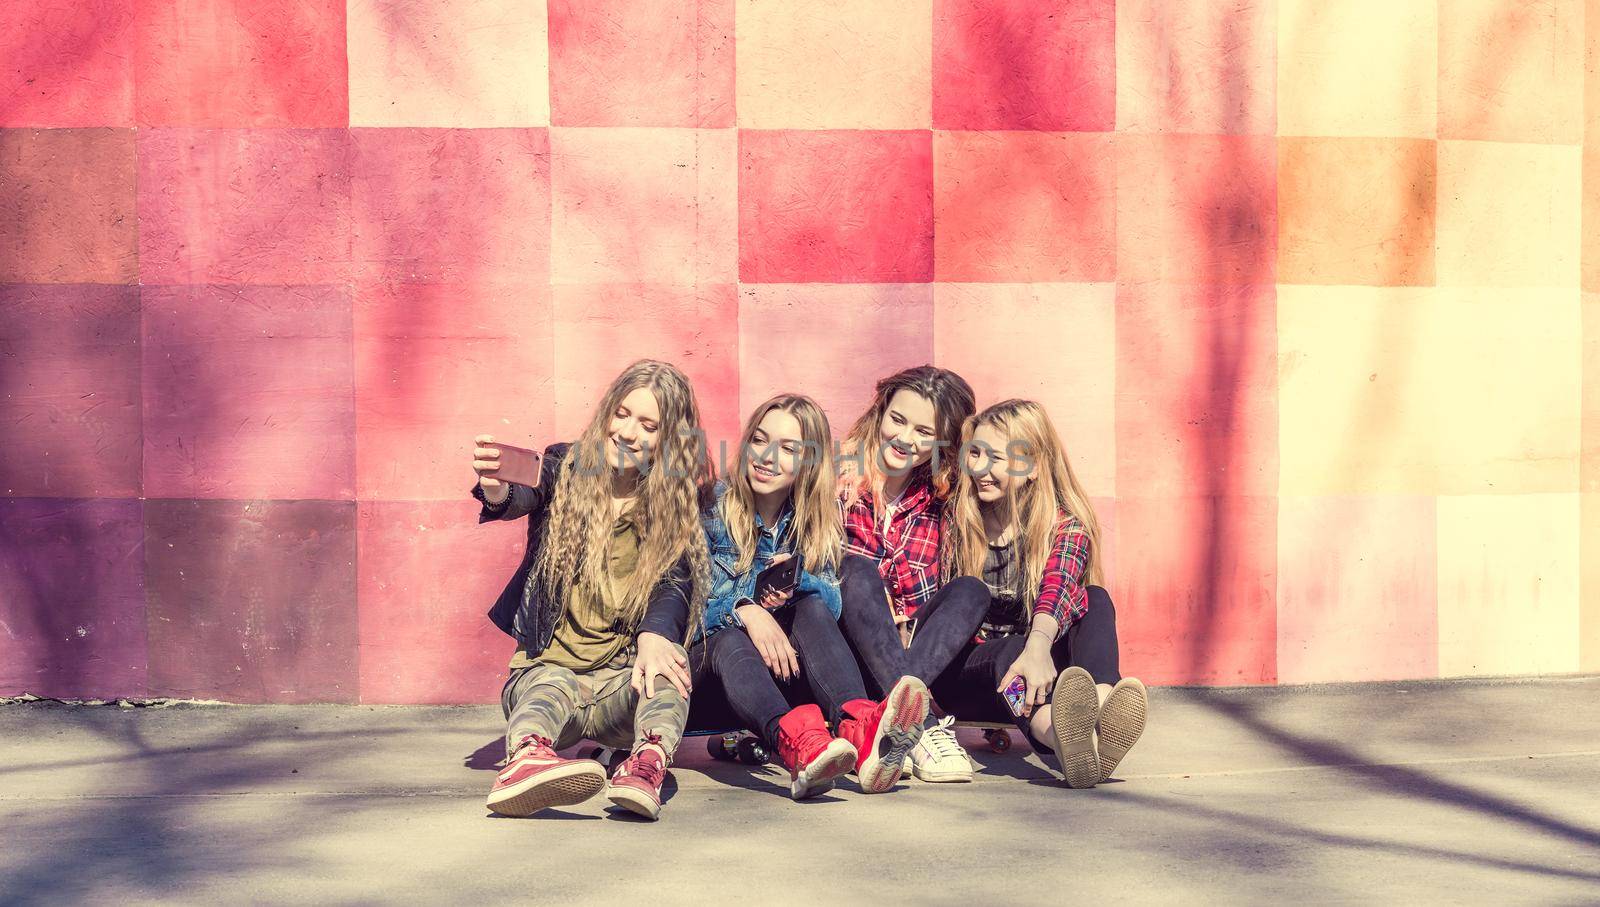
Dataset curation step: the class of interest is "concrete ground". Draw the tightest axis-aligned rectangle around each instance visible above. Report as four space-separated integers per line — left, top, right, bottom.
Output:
1 677 1597 905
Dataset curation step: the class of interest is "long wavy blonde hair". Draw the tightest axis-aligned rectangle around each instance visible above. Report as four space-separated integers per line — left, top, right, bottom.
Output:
718 394 844 576
943 400 1103 620
532 360 712 642
839 366 975 520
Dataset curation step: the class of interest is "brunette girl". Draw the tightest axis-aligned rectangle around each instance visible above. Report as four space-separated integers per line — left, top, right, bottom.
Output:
471 360 711 820
689 394 930 798
940 399 1147 788
835 366 990 783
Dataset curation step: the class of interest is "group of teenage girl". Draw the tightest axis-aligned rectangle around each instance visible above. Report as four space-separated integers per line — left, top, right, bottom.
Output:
471 359 1148 820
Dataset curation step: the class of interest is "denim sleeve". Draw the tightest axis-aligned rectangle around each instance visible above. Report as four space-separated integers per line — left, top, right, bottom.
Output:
796 565 843 620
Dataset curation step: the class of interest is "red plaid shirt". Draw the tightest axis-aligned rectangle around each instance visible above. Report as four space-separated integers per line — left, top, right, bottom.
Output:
1033 511 1093 639
842 476 944 622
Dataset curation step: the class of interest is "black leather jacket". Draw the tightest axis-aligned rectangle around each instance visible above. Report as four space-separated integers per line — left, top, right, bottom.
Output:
473 442 694 653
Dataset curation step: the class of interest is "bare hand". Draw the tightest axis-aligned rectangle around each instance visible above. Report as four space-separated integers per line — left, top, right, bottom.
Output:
736 605 799 682
632 632 691 699
473 434 509 504
999 640 1057 718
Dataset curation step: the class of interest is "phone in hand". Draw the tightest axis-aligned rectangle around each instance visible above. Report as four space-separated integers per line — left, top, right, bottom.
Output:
1003 675 1028 717
490 443 542 489
753 553 803 606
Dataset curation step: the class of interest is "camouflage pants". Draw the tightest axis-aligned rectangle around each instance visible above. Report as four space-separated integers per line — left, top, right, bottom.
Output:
501 645 689 760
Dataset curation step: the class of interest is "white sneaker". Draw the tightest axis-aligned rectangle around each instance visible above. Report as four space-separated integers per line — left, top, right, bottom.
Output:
909 716 973 783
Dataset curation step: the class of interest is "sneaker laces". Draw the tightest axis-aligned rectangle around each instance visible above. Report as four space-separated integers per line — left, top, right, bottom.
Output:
921 716 965 760
509 733 553 760
622 733 667 786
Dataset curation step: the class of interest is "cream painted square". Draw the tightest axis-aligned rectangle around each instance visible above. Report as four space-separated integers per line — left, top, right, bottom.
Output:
1278 0 1436 137
347 0 550 127
736 0 932 128
1437 493 1579 676
1436 140 1582 287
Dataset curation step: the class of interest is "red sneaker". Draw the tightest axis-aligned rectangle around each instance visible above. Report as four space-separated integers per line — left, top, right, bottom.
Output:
836 676 930 794
486 734 606 818
777 704 858 800
606 733 670 820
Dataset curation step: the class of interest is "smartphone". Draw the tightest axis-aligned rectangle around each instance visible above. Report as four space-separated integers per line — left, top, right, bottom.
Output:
490 442 542 488
1003 675 1028 717
753 553 802 605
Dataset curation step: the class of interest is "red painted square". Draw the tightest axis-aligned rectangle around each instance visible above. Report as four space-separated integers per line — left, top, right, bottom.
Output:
1111 494 1277 686
548 0 734 127
142 285 355 501
933 0 1115 131
739 284 933 435
934 131 1115 282
739 130 933 283
0 1 135 127
358 501 526 704
1118 134 1278 284
1278 495 1438 683
144 499 358 703
133 0 348 127
0 128 137 284
137 128 352 285
1115 282 1278 499
552 283 740 457
351 128 551 284
355 282 554 501
0 285 142 497
0 499 146 698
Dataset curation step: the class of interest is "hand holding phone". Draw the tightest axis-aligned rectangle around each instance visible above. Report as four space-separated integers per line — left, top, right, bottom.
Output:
753 552 802 609
473 435 542 498
1002 675 1028 718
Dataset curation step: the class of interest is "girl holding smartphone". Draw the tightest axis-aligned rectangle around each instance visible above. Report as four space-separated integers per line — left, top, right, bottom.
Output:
938 399 1147 789
471 359 711 820
835 366 991 784
690 394 930 798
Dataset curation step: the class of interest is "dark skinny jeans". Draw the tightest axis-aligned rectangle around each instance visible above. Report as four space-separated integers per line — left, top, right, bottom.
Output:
686 593 869 751
837 554 991 699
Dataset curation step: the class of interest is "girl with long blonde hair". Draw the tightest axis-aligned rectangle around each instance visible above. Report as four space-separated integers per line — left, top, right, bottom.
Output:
688 395 929 798
940 399 1146 789
471 359 712 820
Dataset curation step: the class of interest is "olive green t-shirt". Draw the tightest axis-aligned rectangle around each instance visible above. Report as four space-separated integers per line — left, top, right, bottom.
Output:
509 511 641 672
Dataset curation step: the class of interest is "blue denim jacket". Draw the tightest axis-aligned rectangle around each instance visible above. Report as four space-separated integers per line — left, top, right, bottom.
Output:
698 482 843 642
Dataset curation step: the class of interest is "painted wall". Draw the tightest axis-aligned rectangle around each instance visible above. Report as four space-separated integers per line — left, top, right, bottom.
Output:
2 0 1597 703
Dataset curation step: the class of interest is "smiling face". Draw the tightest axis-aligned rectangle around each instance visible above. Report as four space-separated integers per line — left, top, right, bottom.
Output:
876 389 939 474
607 386 662 472
966 422 1033 504
746 407 805 497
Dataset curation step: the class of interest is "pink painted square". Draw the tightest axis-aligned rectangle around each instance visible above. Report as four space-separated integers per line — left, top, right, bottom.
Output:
351 128 551 284
934 131 1115 282
740 130 934 283
933 0 1115 131
358 501 527 704
133 0 348 127
0 499 147 698
552 283 741 456
355 282 554 501
1118 134 1278 284
144 500 358 703
1111 494 1278 686
0 1 135 127
142 285 355 501
137 129 352 285
738 284 933 435
1277 495 1438 683
0 285 142 498
548 0 734 127
1115 282 1278 499
1116 0 1276 135
933 283 1116 496
0 128 138 284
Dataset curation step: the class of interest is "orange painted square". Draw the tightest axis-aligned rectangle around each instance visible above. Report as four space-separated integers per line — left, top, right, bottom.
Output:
354 283 554 501
935 131 1114 282
0 129 136 284
1278 137 1436 287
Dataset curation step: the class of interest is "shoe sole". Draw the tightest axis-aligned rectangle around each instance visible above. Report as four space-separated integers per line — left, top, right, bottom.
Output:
1051 667 1101 789
606 783 662 821
858 676 930 794
486 761 607 817
791 739 857 800
911 762 973 783
1097 677 1147 782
